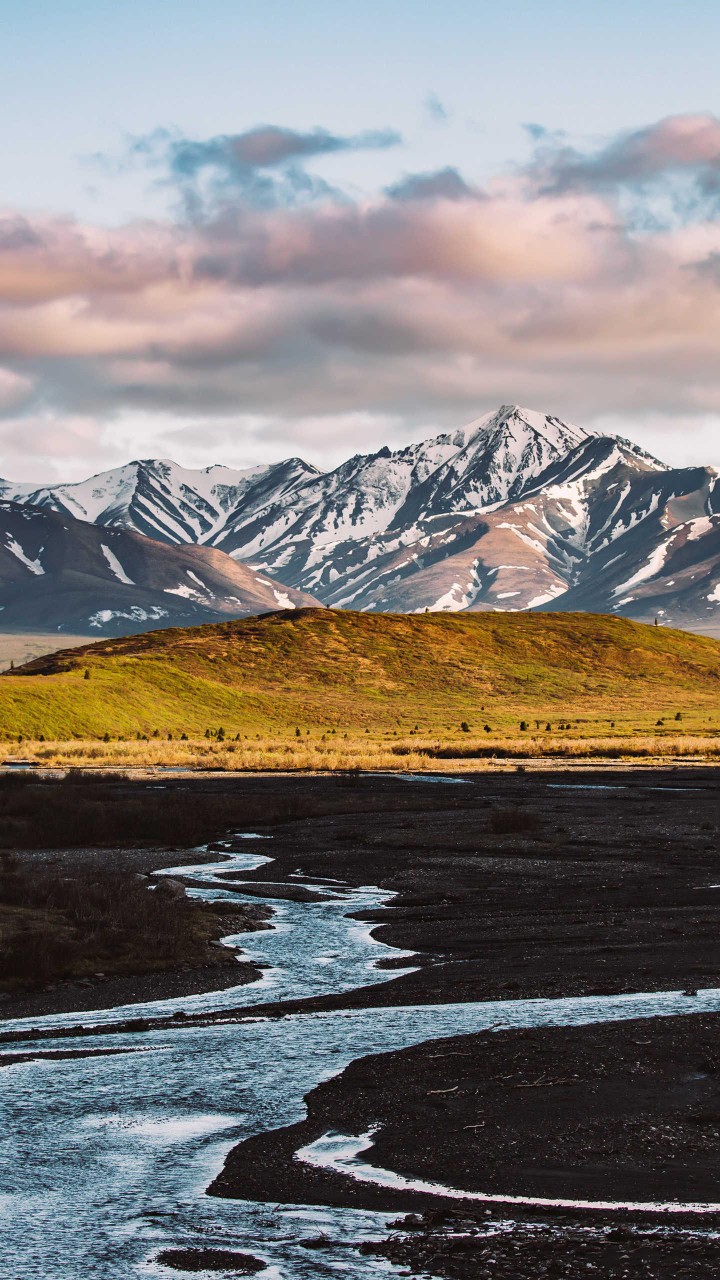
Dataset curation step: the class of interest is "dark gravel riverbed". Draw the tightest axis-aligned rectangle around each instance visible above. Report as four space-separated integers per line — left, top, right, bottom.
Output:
3 767 720 1278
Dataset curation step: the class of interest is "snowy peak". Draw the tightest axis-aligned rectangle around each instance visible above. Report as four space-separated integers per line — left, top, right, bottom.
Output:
391 406 594 527
469 404 590 452
1 405 718 636
0 456 321 549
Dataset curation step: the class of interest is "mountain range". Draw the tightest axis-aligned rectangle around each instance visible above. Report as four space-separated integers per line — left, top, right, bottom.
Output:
1 404 718 636
0 501 314 635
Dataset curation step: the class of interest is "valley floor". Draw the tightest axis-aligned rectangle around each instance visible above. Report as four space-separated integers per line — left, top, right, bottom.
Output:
3 768 720 1277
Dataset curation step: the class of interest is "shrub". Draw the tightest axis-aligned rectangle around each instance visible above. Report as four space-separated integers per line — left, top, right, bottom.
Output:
460 721 470 733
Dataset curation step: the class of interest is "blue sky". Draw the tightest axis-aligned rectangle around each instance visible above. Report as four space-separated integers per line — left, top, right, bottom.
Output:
6 0 720 221
1 0 720 477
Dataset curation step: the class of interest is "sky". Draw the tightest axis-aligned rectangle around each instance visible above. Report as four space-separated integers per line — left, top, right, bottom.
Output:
2 0 720 480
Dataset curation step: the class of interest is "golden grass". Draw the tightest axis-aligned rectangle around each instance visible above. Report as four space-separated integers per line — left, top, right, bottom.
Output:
7 730 720 773
3 611 719 768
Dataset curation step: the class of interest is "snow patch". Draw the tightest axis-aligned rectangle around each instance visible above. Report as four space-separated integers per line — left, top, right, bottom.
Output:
686 516 714 542
101 544 134 585
89 606 168 628
526 584 568 609
164 583 205 601
5 537 44 575
612 536 675 597
273 589 296 609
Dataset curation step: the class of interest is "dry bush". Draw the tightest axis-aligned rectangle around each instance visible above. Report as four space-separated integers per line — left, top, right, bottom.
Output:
0 853 212 987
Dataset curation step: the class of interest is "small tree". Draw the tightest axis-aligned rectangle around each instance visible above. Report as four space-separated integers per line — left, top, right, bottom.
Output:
460 721 470 733
83 668 90 680
295 726 301 737
217 727 225 742
675 711 683 721
520 721 528 731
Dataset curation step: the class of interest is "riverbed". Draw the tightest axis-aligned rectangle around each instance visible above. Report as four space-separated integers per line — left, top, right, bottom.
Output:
3 824 720 1278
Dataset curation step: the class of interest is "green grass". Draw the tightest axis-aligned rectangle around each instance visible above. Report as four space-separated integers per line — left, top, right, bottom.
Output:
2 608 719 744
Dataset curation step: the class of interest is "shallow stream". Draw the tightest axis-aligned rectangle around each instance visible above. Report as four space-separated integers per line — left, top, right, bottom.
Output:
2 835 720 1279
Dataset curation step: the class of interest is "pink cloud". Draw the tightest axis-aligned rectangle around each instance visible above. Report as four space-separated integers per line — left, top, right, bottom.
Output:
0 125 719 455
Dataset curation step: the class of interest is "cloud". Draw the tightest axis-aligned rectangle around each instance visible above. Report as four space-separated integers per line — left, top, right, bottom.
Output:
424 93 450 126
166 124 402 175
126 123 402 212
385 167 477 201
527 113 720 206
2 114 720 477
688 250 720 284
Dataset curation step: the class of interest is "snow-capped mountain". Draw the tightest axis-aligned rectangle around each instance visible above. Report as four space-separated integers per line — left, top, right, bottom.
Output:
0 502 317 635
1 404 719 634
0 456 320 547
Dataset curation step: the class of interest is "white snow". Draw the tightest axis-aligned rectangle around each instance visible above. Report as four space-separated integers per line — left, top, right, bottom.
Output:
272 589 296 609
429 582 470 611
89 606 168 628
100 544 134 585
5 536 44 574
163 583 205 600
526 584 568 608
612 536 675 597
686 516 714 542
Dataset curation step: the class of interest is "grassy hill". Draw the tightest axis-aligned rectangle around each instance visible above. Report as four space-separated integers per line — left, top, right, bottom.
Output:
2 610 719 760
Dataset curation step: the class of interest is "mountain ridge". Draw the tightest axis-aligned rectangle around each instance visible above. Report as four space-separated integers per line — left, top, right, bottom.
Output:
1 405 718 634
0 501 318 635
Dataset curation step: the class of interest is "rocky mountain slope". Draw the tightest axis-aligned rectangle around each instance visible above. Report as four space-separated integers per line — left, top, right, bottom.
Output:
0 502 316 635
2 405 718 633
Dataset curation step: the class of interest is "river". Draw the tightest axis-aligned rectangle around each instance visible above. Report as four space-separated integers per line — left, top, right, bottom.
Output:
3 834 720 1279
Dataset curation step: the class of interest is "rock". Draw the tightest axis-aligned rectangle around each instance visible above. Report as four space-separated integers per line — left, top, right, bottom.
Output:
155 878 187 900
